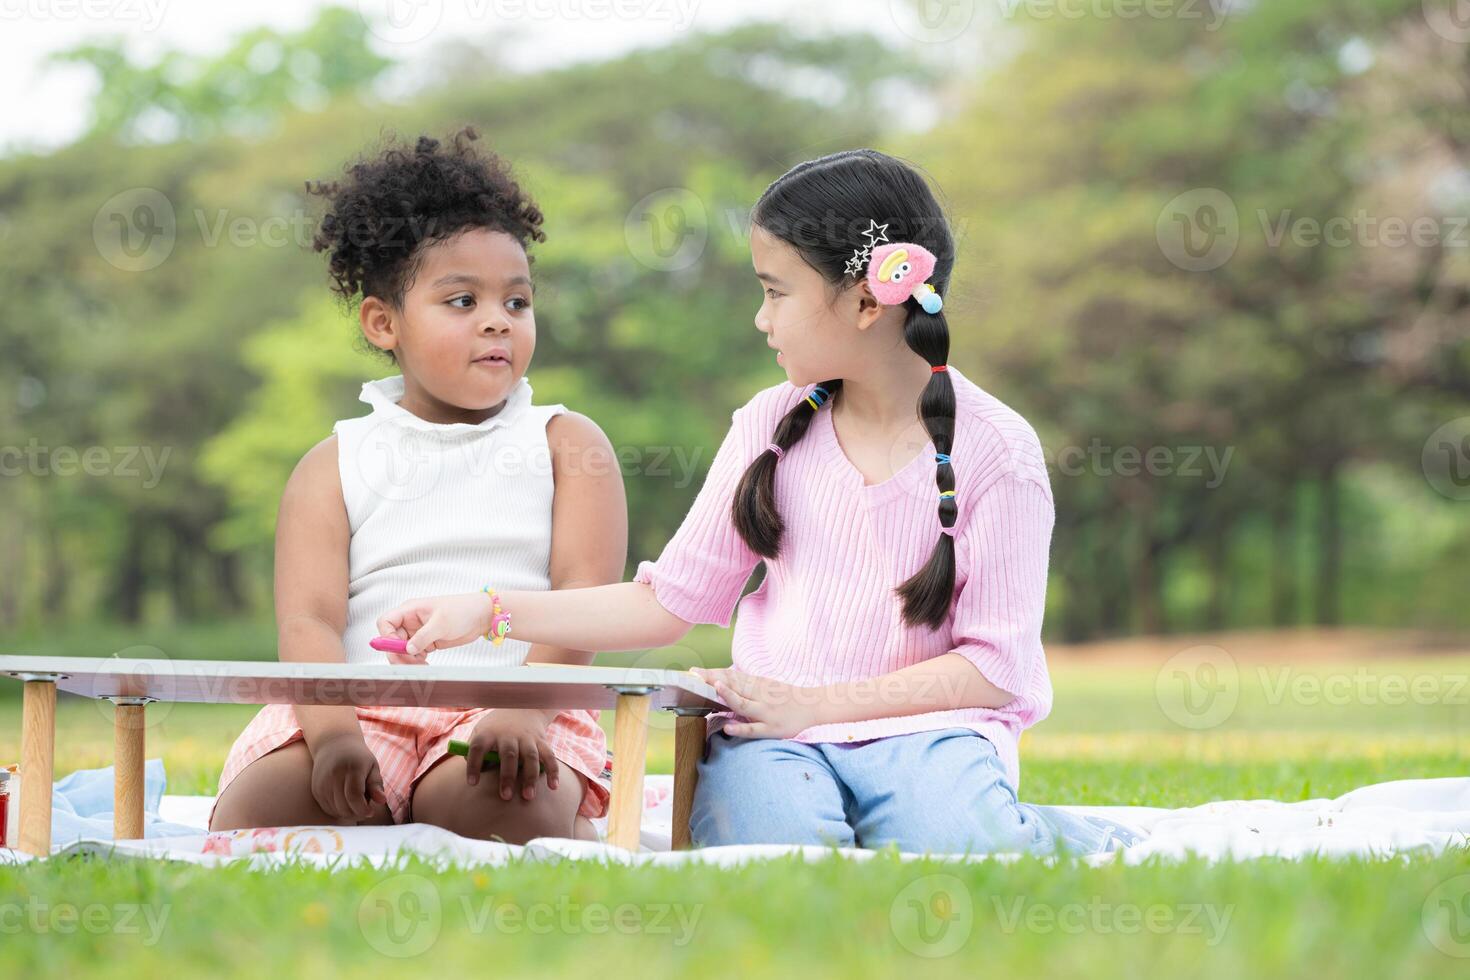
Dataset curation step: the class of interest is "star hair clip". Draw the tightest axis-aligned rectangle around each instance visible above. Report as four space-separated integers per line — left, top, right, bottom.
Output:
844 219 890 277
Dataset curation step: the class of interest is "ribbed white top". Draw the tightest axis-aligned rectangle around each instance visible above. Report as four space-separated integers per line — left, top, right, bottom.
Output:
332 374 566 667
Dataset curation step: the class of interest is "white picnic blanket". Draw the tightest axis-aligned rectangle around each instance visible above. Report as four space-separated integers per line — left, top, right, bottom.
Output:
3 776 1468 867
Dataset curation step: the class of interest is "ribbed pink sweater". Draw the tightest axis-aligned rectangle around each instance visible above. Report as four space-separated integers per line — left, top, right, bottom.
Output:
633 366 1055 789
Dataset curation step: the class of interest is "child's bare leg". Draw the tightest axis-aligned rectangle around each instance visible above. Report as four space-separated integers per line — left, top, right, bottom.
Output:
409 755 596 843
209 741 393 830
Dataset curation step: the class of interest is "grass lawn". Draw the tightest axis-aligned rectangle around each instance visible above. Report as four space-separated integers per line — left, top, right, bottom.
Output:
2 621 1468 977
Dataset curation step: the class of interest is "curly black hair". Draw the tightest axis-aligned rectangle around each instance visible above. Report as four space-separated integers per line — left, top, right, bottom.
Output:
306 126 546 309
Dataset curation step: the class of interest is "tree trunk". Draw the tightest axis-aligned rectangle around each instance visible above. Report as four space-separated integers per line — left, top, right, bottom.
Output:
1134 504 1165 635
1314 466 1342 626
111 520 147 624
41 524 68 619
1205 514 1230 630
1270 485 1297 626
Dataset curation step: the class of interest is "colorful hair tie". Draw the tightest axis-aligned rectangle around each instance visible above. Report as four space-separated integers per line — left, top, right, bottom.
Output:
935 453 952 465
939 489 956 499
940 524 957 538
804 385 831 411
767 443 785 460
931 365 948 374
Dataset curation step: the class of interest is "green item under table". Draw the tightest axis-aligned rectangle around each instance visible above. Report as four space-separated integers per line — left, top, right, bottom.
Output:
446 737 547 772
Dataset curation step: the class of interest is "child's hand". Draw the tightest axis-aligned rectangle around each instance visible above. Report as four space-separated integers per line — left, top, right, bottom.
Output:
689 667 824 739
376 593 494 660
309 731 388 821
458 709 562 801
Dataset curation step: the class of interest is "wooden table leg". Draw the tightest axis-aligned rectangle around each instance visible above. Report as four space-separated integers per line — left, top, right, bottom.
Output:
19 679 57 856
112 699 147 841
607 692 651 851
671 712 706 850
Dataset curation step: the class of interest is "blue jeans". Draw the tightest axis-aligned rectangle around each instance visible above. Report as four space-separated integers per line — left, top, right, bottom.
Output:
690 727 1140 855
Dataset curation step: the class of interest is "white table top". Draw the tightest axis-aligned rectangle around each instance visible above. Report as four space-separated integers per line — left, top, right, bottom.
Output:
0 656 724 712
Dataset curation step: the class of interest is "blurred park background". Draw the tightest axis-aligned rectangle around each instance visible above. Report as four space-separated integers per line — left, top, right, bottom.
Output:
4 5 1470 975
2 0 1468 652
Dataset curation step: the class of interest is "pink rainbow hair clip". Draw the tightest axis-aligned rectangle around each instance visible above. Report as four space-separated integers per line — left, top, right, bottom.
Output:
866 242 944 315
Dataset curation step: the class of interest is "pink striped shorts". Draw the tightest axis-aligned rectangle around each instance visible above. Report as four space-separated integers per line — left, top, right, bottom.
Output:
210 704 611 826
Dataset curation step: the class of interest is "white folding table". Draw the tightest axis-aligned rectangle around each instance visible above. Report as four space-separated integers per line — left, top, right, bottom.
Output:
0 656 723 856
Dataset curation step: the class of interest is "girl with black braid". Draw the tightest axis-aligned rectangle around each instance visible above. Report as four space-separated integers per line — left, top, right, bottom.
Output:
379 150 1139 855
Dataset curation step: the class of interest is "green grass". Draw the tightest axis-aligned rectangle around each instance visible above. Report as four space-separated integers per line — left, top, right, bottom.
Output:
3 623 1470 976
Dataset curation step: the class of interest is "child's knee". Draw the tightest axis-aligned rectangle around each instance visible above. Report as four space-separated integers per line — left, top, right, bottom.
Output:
414 763 583 843
691 735 853 848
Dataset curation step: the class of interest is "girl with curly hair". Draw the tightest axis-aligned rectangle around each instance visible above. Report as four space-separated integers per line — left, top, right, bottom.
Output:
208 127 623 843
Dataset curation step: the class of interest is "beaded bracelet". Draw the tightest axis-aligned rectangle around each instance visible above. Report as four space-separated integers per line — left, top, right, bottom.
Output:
481 585 513 645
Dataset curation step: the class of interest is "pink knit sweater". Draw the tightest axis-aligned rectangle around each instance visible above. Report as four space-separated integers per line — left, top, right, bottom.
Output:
633 366 1055 789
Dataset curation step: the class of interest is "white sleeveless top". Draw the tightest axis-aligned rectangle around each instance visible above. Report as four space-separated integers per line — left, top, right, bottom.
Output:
332 374 566 667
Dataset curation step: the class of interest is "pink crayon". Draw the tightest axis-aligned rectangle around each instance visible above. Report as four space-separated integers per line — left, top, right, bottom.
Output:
370 635 409 655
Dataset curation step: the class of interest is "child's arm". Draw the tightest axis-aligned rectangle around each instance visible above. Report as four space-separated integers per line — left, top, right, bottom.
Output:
689 655 1014 738
273 436 387 817
378 581 691 659
274 436 363 742
379 405 768 658
523 411 629 669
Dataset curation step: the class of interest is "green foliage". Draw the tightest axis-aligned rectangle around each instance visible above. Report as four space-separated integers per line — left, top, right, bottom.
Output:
1 5 1467 639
